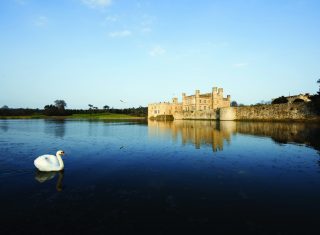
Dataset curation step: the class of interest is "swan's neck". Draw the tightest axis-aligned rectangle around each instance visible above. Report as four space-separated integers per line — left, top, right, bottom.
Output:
56 154 64 170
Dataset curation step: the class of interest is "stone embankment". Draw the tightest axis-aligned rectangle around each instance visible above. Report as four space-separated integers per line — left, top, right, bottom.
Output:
173 103 319 121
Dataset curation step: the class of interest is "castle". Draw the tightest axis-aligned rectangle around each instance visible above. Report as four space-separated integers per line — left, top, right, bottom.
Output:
148 86 231 119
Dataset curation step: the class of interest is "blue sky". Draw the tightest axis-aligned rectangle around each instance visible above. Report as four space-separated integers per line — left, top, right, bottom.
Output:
0 0 319 109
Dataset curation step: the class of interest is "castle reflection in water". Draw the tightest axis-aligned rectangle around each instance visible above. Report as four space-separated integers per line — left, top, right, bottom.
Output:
148 120 234 152
148 120 320 153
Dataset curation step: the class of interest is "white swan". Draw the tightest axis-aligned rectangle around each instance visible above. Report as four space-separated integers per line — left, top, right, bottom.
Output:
34 150 65 171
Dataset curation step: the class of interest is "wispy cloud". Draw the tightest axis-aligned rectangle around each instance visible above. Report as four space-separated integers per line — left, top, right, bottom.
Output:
141 27 152 33
140 15 154 34
108 30 132 38
233 63 248 68
15 0 26 5
149 46 166 57
100 15 119 27
34 16 48 27
81 0 112 9
105 15 118 22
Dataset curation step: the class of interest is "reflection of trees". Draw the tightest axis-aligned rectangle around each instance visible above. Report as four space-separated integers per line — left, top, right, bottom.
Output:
0 120 9 132
235 122 320 152
148 120 320 154
148 120 235 151
44 119 66 138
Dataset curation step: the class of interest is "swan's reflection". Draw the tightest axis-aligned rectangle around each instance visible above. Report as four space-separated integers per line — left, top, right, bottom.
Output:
35 170 64 192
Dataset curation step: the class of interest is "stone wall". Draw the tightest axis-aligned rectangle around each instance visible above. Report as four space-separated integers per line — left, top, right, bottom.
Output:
233 103 316 120
174 103 318 121
173 110 218 120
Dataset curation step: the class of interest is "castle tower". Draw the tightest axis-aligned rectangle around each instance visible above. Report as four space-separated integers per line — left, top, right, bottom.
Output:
172 98 178 104
195 90 200 111
182 93 186 111
213 87 218 93
212 87 218 109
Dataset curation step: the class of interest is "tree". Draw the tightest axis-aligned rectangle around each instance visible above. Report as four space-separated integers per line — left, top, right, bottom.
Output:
88 104 93 110
44 100 67 116
231 101 238 107
317 79 320 95
1 105 9 109
103 105 110 110
272 96 288 104
293 98 305 103
54 100 67 110
44 104 59 116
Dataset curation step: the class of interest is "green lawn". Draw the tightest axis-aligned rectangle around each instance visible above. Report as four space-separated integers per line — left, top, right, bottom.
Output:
0 113 145 120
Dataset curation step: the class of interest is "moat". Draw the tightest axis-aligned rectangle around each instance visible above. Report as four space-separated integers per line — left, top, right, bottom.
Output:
1 119 320 234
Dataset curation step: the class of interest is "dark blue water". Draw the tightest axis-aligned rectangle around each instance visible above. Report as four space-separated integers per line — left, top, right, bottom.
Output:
0 119 320 234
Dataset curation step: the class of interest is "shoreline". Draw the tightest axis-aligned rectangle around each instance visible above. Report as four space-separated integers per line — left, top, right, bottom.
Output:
172 118 320 123
0 114 146 120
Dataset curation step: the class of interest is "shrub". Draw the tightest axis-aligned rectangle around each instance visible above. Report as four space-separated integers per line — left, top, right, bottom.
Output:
293 98 305 103
272 96 288 104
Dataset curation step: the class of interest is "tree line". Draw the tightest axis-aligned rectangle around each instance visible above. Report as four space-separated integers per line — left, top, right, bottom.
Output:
1 100 147 117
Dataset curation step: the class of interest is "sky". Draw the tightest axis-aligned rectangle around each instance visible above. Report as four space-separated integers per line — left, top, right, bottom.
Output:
0 0 319 109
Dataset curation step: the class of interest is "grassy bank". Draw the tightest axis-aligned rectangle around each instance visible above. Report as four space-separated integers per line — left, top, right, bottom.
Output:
0 113 145 120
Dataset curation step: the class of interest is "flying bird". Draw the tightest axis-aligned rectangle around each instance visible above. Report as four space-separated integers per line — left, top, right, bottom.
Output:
120 100 126 103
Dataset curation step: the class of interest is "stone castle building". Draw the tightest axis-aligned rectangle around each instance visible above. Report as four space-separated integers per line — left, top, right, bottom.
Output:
148 86 231 119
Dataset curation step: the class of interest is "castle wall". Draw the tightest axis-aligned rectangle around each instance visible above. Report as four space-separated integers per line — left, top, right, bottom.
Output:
173 103 318 121
148 102 172 119
220 103 317 121
234 103 315 120
219 107 236 121
148 99 183 119
173 110 219 120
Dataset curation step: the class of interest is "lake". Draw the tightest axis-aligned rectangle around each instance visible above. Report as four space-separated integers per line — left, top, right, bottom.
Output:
0 119 320 234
